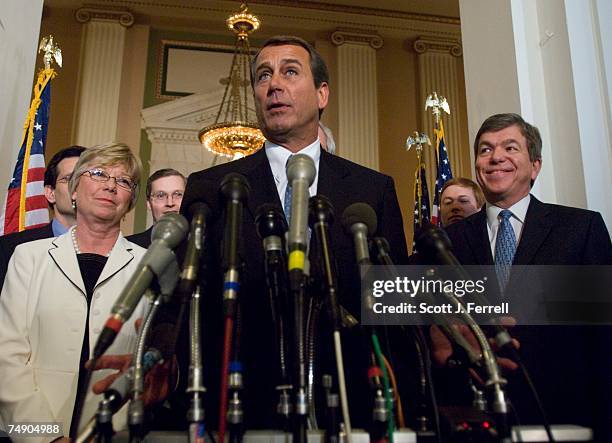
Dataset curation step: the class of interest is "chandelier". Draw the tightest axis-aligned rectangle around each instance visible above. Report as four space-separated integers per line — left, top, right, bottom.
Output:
199 3 265 159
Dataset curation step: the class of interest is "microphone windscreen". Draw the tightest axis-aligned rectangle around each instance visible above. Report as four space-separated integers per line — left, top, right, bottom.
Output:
286 154 316 184
255 203 287 239
188 201 210 219
152 212 189 248
220 172 250 202
341 202 378 235
414 221 452 254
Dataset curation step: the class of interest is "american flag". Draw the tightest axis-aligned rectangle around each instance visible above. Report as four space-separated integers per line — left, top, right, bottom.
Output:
0 69 56 235
431 119 453 225
413 160 431 247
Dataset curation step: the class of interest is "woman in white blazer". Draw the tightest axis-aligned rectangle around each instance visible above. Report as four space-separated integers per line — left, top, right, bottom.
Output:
0 142 149 442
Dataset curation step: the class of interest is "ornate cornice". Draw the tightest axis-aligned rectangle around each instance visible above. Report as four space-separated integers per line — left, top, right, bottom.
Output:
75 7 135 27
413 36 462 57
145 127 201 144
331 29 383 49
91 0 459 25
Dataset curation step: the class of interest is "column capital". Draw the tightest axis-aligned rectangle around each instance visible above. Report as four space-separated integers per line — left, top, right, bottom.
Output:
75 7 134 27
412 36 462 57
331 29 383 50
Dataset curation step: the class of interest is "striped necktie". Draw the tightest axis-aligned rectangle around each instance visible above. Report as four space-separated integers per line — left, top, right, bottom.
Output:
283 155 293 225
494 209 517 290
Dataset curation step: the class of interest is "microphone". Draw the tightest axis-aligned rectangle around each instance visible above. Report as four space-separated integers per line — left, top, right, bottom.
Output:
219 173 249 314
285 155 315 443
255 203 290 383
176 202 211 299
255 203 287 256
414 221 461 267
370 237 393 266
286 154 316 285
93 213 189 359
341 202 378 266
308 195 341 329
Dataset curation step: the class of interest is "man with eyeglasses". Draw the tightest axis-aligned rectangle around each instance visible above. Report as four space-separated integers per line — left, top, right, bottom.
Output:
127 168 186 248
0 145 86 292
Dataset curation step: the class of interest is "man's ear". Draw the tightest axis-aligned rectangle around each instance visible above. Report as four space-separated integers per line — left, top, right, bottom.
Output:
44 185 56 205
317 81 329 111
146 200 152 214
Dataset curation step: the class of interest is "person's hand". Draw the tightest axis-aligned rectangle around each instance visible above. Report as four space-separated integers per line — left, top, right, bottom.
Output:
87 353 133 393
430 317 520 379
86 317 176 406
88 355 175 406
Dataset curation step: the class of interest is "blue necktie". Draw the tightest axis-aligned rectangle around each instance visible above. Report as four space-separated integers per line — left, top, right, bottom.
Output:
494 209 516 290
283 155 293 225
284 181 292 225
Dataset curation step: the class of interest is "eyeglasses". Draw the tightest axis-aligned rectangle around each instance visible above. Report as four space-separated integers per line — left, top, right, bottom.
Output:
56 174 72 184
150 191 184 201
82 168 135 191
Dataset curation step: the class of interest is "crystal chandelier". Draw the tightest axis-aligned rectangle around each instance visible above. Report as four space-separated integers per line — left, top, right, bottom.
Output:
199 3 265 159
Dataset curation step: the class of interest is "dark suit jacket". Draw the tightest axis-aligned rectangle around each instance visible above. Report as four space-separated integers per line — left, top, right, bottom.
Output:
445 195 612 266
126 226 153 249
444 196 612 438
0 223 55 293
174 147 411 429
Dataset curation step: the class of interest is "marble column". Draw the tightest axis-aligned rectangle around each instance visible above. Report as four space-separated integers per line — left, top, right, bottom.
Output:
73 7 134 147
412 36 464 184
332 29 383 171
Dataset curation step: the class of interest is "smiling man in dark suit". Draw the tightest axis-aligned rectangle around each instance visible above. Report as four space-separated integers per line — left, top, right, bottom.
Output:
176 35 409 429
441 113 612 439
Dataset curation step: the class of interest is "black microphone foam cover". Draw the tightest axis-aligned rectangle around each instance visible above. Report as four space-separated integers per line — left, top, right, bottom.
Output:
220 172 250 202
414 221 455 262
341 202 378 235
255 203 287 239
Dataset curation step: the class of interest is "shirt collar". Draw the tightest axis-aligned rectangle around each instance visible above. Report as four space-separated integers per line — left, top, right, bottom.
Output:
51 217 70 236
486 193 531 228
265 138 322 184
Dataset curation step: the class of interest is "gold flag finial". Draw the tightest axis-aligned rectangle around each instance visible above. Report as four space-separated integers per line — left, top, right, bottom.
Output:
38 35 62 70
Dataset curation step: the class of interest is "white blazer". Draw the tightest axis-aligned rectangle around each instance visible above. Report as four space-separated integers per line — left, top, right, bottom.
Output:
0 231 149 442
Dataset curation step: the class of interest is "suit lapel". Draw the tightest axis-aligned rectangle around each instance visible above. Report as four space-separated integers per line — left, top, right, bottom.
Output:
48 233 86 295
466 209 494 265
317 149 350 205
242 148 282 219
513 196 553 265
97 234 136 287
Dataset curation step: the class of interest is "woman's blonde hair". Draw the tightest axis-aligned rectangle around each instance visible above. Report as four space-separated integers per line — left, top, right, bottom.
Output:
69 142 142 211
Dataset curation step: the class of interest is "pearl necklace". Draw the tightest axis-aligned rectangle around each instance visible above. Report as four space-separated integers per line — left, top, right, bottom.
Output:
71 227 111 257
71 226 81 254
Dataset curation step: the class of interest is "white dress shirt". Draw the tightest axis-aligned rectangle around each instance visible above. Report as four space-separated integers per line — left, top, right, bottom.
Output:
265 138 322 213
486 194 531 257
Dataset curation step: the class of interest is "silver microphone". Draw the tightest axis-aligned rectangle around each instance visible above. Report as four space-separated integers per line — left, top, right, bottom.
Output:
93 213 189 358
341 202 378 266
286 154 316 276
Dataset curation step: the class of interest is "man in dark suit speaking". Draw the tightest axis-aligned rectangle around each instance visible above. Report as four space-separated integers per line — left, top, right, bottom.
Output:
177 35 409 429
440 113 612 439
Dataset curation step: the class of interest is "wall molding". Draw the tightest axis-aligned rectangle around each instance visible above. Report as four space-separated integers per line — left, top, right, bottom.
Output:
331 29 383 49
75 7 134 27
412 36 462 57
